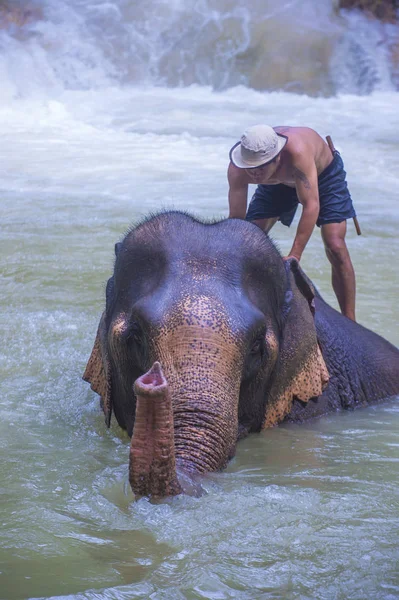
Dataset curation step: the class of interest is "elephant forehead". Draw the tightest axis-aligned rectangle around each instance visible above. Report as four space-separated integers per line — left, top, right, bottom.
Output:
180 256 219 277
153 294 242 345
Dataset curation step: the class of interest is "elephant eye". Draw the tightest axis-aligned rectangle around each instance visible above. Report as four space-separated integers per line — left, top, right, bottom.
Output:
250 334 264 356
126 321 142 345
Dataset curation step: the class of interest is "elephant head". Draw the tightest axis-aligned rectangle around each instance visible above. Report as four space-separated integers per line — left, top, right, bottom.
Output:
83 212 328 497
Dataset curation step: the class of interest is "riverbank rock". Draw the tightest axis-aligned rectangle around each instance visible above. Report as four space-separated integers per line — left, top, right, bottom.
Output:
339 0 398 23
0 1 41 29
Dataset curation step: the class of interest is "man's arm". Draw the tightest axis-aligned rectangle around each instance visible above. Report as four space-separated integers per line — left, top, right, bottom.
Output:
227 163 248 219
286 157 319 261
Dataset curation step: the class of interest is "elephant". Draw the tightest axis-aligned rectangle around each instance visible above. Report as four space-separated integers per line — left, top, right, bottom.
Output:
83 211 399 498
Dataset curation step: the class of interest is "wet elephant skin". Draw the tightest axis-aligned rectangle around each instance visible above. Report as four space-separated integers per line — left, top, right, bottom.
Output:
83 211 399 497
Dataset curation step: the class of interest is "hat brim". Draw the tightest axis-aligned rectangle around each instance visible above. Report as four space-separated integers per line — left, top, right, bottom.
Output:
229 133 288 169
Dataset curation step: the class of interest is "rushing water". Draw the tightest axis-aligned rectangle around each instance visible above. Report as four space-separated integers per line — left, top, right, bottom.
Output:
1 2 399 600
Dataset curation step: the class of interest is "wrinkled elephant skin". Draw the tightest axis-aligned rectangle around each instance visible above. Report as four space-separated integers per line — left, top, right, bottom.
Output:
83 211 399 497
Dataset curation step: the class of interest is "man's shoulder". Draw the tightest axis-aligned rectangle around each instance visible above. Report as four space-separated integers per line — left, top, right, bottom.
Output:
283 130 318 166
228 162 249 185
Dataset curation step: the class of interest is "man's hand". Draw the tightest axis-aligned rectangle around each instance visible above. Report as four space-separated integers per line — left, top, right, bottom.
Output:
283 254 301 262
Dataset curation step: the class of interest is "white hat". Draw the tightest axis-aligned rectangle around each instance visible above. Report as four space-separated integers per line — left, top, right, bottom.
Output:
229 125 288 169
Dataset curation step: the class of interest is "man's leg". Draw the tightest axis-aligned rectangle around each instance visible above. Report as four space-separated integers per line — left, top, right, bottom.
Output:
321 221 356 321
251 217 279 234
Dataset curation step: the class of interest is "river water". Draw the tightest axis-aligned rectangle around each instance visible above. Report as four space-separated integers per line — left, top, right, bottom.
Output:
1 1 399 599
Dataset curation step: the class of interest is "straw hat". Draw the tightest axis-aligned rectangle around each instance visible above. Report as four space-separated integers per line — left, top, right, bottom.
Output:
229 125 287 169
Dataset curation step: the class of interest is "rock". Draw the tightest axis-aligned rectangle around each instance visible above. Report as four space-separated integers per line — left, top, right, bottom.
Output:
0 1 42 29
338 0 398 23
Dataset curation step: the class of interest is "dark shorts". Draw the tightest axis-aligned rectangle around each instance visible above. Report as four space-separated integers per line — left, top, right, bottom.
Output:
246 151 356 227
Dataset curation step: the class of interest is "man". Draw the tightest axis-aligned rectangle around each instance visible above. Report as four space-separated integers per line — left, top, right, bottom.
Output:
228 124 357 321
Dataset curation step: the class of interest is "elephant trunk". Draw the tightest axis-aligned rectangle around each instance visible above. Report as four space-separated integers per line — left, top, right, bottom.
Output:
173 407 235 473
129 362 182 498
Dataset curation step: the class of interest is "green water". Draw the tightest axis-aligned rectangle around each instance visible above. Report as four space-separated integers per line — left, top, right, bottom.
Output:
1 86 399 600
1 186 398 600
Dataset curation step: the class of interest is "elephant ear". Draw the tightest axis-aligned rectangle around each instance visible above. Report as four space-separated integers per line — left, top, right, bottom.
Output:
263 259 329 428
83 311 113 427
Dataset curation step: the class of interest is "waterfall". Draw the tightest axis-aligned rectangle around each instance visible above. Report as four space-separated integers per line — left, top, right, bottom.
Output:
0 0 398 100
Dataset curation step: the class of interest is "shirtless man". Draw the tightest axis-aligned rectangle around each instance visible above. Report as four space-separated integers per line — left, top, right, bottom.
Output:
228 124 357 321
